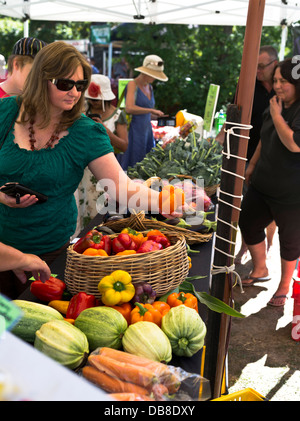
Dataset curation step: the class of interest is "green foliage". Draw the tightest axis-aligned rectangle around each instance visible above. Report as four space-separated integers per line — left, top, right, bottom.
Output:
0 16 294 117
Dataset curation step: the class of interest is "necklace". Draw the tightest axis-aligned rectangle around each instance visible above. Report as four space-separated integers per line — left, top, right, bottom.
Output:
28 120 59 151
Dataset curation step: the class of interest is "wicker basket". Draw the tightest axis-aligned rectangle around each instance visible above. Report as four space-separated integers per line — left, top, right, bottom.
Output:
64 231 189 299
103 211 213 245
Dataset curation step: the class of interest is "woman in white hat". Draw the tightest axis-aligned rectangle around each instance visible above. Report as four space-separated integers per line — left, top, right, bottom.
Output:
76 74 129 230
118 55 168 171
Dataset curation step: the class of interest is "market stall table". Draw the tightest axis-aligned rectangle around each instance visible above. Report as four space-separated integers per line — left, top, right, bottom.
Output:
18 212 214 396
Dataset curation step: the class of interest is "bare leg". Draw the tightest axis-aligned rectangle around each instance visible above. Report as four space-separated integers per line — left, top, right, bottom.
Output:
271 258 297 299
235 237 248 264
247 240 269 278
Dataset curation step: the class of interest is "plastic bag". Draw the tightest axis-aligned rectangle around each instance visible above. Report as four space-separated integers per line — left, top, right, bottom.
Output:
80 347 211 401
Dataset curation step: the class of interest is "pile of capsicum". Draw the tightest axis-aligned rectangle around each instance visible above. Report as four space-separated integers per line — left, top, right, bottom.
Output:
73 227 171 257
30 270 198 328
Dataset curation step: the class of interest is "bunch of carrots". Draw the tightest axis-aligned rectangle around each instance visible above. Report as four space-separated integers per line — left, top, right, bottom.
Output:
82 347 181 401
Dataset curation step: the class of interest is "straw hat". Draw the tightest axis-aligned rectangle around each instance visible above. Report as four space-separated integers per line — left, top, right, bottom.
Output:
134 55 168 82
85 74 116 101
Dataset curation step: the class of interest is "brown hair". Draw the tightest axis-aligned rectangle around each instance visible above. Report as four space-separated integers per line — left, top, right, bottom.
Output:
7 55 33 75
20 41 92 130
273 58 300 101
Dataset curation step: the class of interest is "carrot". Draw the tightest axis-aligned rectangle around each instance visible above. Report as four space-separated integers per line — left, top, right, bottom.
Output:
82 366 150 395
98 347 181 393
151 383 169 401
109 393 155 401
88 354 157 389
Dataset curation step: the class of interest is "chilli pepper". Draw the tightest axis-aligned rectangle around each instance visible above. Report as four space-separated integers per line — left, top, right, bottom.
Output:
30 276 66 302
111 302 133 325
73 229 103 254
66 291 99 319
112 233 134 254
136 240 163 254
167 292 198 312
98 270 135 306
130 302 163 327
147 235 171 248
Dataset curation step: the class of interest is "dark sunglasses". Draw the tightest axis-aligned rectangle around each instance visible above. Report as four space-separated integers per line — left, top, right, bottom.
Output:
50 78 88 92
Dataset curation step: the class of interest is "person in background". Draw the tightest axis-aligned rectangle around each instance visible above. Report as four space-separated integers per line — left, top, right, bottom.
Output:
75 74 128 230
239 58 300 307
0 242 51 286
90 57 100 74
0 54 7 82
118 54 167 171
217 45 278 264
0 41 177 299
0 37 47 98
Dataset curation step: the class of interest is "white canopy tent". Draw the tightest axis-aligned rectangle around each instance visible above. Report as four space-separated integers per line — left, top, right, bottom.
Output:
0 0 300 27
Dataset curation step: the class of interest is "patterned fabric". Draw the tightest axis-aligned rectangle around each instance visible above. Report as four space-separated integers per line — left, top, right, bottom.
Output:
75 109 127 233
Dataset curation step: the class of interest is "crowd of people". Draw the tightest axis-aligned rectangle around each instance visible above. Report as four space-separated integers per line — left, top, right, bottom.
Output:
0 37 299 312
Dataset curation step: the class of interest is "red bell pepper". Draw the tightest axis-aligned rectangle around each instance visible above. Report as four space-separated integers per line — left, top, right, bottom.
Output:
30 276 66 302
73 229 103 254
112 233 133 254
137 240 163 253
66 292 99 319
93 235 112 255
147 235 171 248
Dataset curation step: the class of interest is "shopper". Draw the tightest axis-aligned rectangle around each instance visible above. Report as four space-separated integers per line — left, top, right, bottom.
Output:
118 54 167 170
0 242 50 285
0 41 176 299
239 58 300 307
0 37 47 98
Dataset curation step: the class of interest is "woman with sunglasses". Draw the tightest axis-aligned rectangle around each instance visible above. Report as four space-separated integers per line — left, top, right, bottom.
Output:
118 54 168 171
0 42 175 299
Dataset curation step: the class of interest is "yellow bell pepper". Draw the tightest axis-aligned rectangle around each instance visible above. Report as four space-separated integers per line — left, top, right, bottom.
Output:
98 270 135 306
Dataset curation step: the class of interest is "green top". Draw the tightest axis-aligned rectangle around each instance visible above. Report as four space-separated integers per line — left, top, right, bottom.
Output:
0 96 114 255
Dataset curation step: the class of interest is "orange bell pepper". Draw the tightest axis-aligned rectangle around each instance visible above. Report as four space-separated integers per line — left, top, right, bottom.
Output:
115 250 137 256
83 248 108 256
158 185 185 214
130 302 162 327
111 302 133 325
151 301 170 317
167 292 198 312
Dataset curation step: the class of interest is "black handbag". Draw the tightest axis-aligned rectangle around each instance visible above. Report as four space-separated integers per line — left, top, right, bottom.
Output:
0 182 48 204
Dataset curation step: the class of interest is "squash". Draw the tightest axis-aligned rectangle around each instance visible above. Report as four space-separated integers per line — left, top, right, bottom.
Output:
11 300 64 343
74 306 127 351
161 306 206 357
34 319 89 369
122 321 172 363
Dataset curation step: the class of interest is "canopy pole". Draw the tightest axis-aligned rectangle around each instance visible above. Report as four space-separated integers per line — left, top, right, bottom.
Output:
204 0 266 399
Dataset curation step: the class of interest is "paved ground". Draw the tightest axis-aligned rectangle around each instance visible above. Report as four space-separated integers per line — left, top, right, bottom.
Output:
227 228 300 401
